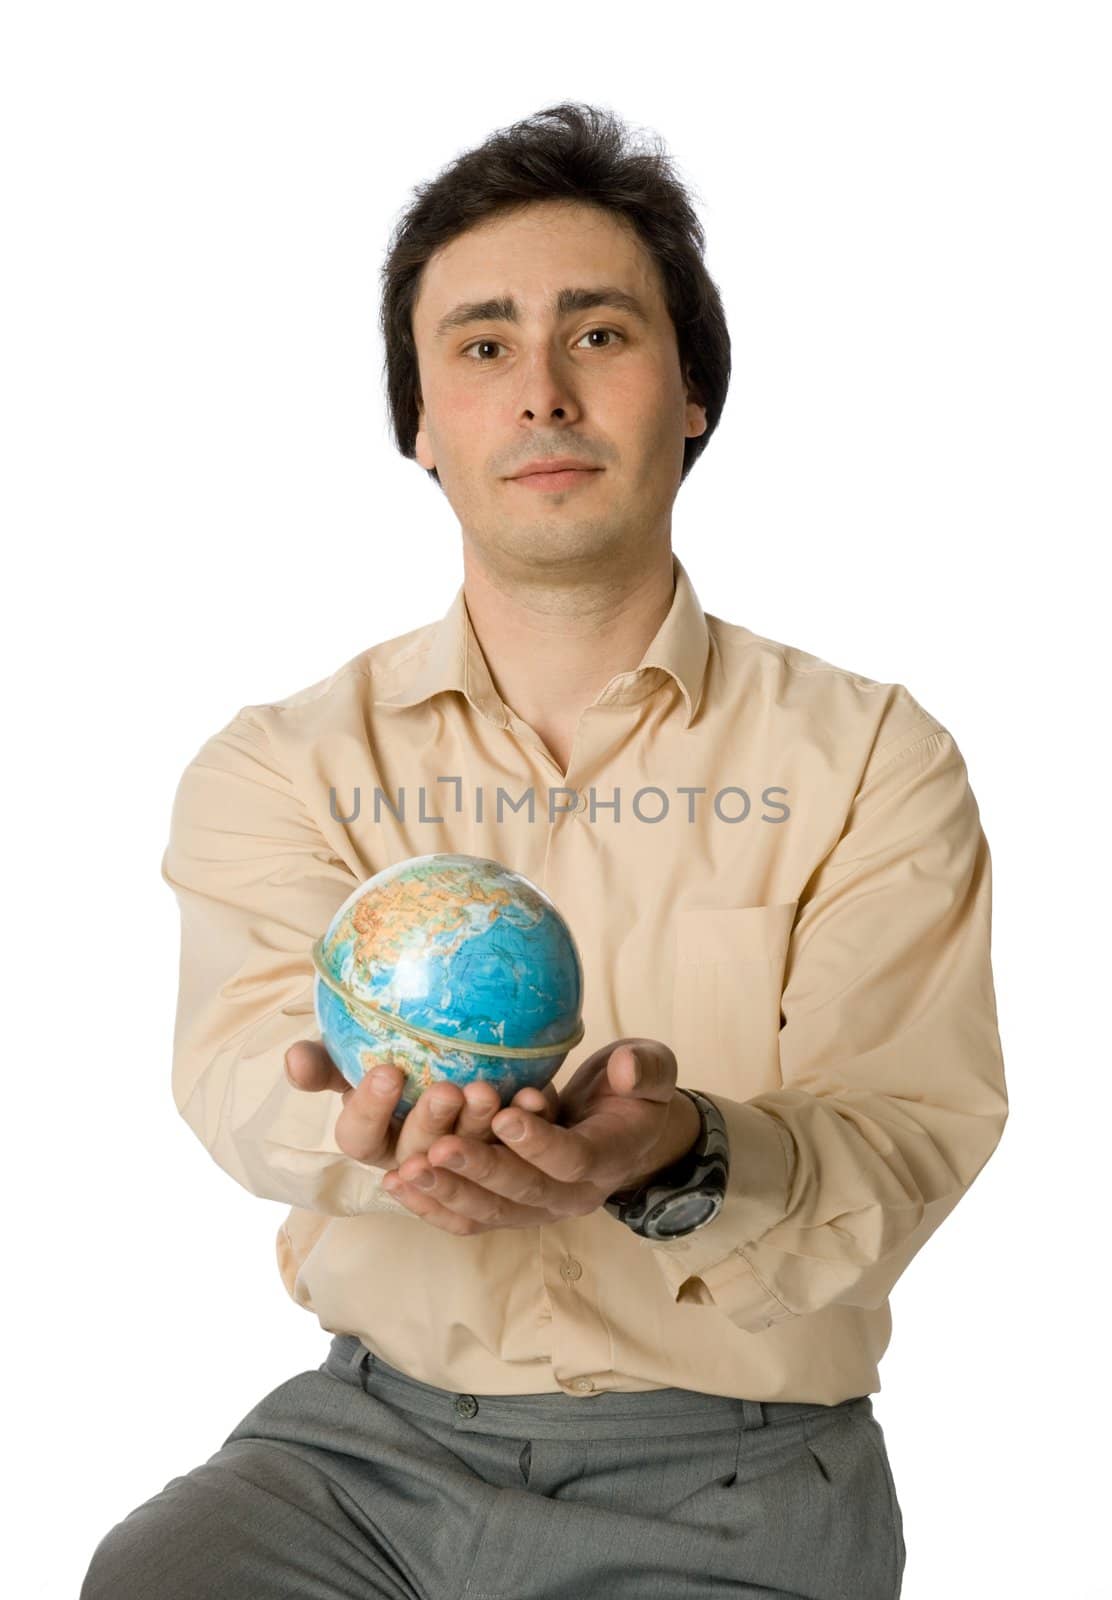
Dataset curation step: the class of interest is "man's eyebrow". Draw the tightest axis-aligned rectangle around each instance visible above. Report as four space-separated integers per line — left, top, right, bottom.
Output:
433 286 651 340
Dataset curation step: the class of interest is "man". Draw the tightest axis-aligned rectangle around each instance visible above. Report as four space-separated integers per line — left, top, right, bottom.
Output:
82 103 1007 1599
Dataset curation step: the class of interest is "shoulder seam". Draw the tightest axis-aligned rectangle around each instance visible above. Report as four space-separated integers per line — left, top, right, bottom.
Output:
238 656 375 718
709 618 931 702
872 711 944 765
863 724 955 792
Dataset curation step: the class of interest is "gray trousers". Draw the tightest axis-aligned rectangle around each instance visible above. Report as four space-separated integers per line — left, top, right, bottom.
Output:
80 1332 906 1599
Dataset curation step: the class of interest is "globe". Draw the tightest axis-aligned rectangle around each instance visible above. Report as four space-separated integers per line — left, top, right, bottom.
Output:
311 853 585 1120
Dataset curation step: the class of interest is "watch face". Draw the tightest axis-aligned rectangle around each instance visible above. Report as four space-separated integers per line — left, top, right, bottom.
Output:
651 1192 718 1237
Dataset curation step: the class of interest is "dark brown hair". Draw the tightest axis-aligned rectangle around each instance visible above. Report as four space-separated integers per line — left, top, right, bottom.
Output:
378 101 731 491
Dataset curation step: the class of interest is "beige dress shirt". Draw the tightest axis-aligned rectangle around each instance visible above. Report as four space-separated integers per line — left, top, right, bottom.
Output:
160 553 1008 1403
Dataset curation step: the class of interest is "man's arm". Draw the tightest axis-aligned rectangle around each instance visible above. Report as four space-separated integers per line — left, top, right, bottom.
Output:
639 723 1009 1329
160 707 409 1215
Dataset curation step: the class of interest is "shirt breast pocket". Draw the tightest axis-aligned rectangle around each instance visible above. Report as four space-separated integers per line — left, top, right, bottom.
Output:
671 902 798 1097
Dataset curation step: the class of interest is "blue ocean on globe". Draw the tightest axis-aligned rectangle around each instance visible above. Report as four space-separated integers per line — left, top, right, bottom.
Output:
311 853 585 1118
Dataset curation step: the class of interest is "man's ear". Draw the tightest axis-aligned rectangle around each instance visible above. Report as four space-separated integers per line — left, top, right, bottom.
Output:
683 363 709 437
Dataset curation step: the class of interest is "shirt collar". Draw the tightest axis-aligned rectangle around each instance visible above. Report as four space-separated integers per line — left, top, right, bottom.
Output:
372 552 710 730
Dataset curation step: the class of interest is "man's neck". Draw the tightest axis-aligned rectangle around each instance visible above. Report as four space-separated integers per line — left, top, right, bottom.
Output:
459 546 677 740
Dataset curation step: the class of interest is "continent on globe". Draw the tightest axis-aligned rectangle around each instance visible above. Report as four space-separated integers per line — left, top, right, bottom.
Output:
311 854 585 1119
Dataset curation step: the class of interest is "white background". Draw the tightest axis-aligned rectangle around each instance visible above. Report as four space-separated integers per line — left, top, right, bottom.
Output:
4 4 1108 1596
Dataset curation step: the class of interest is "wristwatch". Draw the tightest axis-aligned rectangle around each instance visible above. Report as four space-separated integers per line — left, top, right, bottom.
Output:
603 1089 729 1240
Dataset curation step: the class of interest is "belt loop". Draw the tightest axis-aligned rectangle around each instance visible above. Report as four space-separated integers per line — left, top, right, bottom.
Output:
739 1399 766 1430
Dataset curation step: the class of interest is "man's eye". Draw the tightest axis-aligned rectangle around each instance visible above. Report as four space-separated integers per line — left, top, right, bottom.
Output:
461 328 625 360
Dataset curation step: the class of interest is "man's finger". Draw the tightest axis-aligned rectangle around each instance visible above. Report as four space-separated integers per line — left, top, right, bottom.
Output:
512 1082 560 1121
488 1104 633 1189
607 1040 676 1101
608 1043 642 1090
422 1122 602 1215
384 1168 558 1235
284 1040 348 1095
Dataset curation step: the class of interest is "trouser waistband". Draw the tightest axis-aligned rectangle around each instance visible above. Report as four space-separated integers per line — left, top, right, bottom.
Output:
322 1333 873 1442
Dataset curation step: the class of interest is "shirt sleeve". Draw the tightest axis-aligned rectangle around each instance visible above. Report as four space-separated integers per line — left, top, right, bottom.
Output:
160 708 412 1217
639 723 1009 1329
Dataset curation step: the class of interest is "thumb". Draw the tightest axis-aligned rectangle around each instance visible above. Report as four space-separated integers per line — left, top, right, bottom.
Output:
285 1040 348 1094
608 1042 643 1093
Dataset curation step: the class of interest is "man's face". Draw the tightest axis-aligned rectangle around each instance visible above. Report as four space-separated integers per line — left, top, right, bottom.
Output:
411 199 707 575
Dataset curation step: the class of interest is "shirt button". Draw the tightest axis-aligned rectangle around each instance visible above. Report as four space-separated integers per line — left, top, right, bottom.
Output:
560 1257 583 1283
570 1377 595 1394
453 1395 478 1418
573 792 588 813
